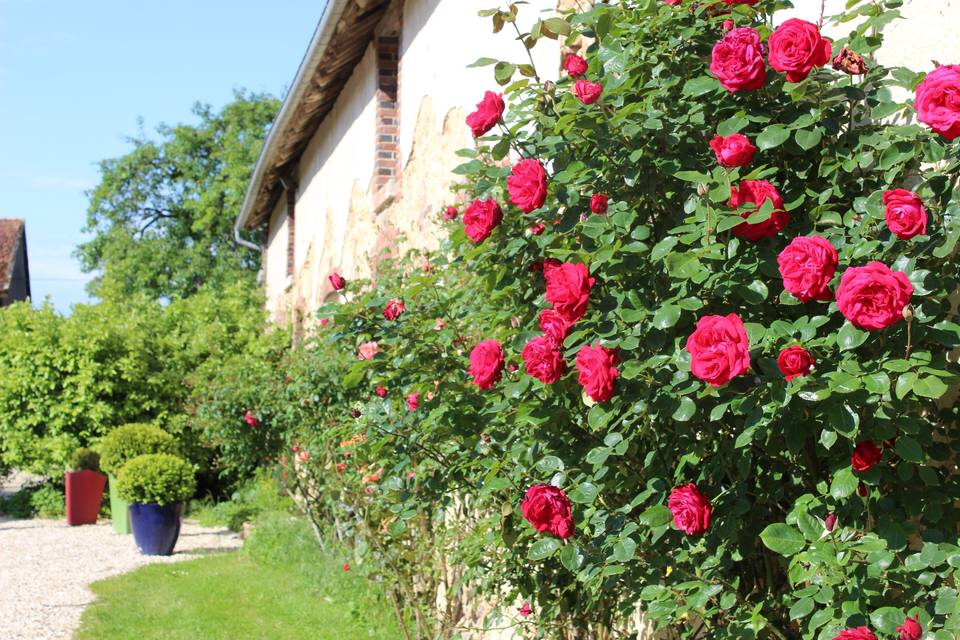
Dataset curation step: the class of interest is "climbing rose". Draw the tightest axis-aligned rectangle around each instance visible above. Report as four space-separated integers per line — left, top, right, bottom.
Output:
710 27 766 92
342 563 350 572
521 484 574 539
539 309 571 344
243 411 258 427
575 343 619 402
443 206 458 220
685 313 751 387
834 627 877 640
358 341 380 360
328 272 346 290
836 262 913 330
768 18 832 82
529 222 546 236
564 54 587 76
825 513 837 532
883 189 928 240
590 193 608 215
463 198 503 243
375 386 388 398
668 484 712 536
522 336 565 384
664 0 680 4
466 91 504 137
405 392 420 412
722 0 758 3
299 451 310 463
573 79 603 105
778 346 814 381
833 46 868 75
851 441 883 473
383 299 405 321
709 133 756 168
777 235 838 302
544 262 595 323
729 179 788 241
518 602 532 617
508 159 548 213
897 615 922 640
468 339 505 390
915 65 960 141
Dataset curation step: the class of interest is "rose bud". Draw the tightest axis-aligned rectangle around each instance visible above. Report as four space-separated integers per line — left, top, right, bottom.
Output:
824 513 837 532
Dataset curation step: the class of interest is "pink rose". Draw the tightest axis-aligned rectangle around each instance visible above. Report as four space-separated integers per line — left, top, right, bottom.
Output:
590 193 608 215
405 392 420 412
777 346 814 381
709 133 756 168
915 65 960 141
508 159 548 213
685 313 751 387
777 235 838 302
710 27 766 92
539 309 571 344
897 615 922 640
466 91 505 137
463 198 503 243
836 262 913 330
668 484 712 536
834 627 877 640
768 18 832 82
573 79 603 105
243 411 259 427
729 179 788 241
358 341 380 360
529 222 546 236
375 385 387 397
544 262 595 323
336 462 347 473
443 206 459 221
664 0 681 5
299 451 310 463
522 336 565 384
383 299 405 321
468 339 505 390
518 602 533 617
883 189 928 240
575 343 619 402
521 484 574 539
851 440 883 472
564 54 588 77
722 19 735 32
328 272 346 290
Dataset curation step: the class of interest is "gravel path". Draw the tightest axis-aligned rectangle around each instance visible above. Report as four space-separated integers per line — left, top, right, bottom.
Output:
0 474 242 640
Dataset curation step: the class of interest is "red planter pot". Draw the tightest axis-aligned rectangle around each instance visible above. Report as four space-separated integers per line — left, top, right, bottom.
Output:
65 469 107 526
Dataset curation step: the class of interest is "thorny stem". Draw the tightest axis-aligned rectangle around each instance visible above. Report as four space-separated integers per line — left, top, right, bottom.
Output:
510 19 541 84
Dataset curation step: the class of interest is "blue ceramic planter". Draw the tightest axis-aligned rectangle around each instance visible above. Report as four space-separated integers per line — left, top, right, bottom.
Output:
129 502 183 556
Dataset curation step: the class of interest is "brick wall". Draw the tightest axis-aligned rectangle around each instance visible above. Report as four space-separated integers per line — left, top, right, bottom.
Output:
374 34 401 194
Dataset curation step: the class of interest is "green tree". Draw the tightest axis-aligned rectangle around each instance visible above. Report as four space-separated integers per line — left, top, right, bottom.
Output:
76 90 280 302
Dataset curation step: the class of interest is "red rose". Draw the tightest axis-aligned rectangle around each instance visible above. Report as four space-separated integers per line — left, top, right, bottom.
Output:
710 27 766 92
573 79 603 105
709 133 756 168
544 262 595 323
243 411 259 427
768 18 832 82
883 189 928 240
824 513 837 532
564 54 588 77
834 627 877 640
851 440 883 473
521 484 574 539
836 262 913 330
668 484 712 536
468 339 505 390
722 0 759 3
443 206 459 221
405 392 420 412
857 482 869 497
522 336 566 384
777 235 838 302
897 614 922 640
375 386 388 398
777 346 814 381
539 309 571 344
383 299 405 321
915 65 960 141
529 222 546 236
664 0 681 4
575 343 619 402
590 193 608 215
508 159 548 213
518 602 532 617
342 562 350 572
329 272 346 290
466 91 505 137
685 313 751 387
729 179 788 241
463 198 503 243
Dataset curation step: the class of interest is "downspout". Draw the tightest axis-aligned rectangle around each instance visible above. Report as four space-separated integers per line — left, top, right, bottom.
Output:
233 219 262 252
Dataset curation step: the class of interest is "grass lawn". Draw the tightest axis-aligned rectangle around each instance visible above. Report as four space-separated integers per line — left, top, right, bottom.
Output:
75 513 401 640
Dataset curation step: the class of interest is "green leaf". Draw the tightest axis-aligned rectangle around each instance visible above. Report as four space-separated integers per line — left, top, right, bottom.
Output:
789 597 815 620
870 607 906 634
560 543 584 571
653 305 681 329
831 467 858 499
913 376 948 399
682 76 719 97
757 125 790 150
717 114 748 136
895 436 923 463
542 17 571 36
569 482 600 504
837 322 869 351
638 504 672 528
494 61 516 86
795 128 823 150
527 537 562 561
613 537 637 562
672 397 696 422
760 523 806 556
896 372 918 399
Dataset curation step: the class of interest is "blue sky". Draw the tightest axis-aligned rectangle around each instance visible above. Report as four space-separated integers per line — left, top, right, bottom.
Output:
0 0 324 312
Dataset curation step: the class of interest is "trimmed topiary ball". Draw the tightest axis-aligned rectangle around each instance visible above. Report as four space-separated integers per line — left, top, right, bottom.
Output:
116 454 196 506
98 423 178 477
